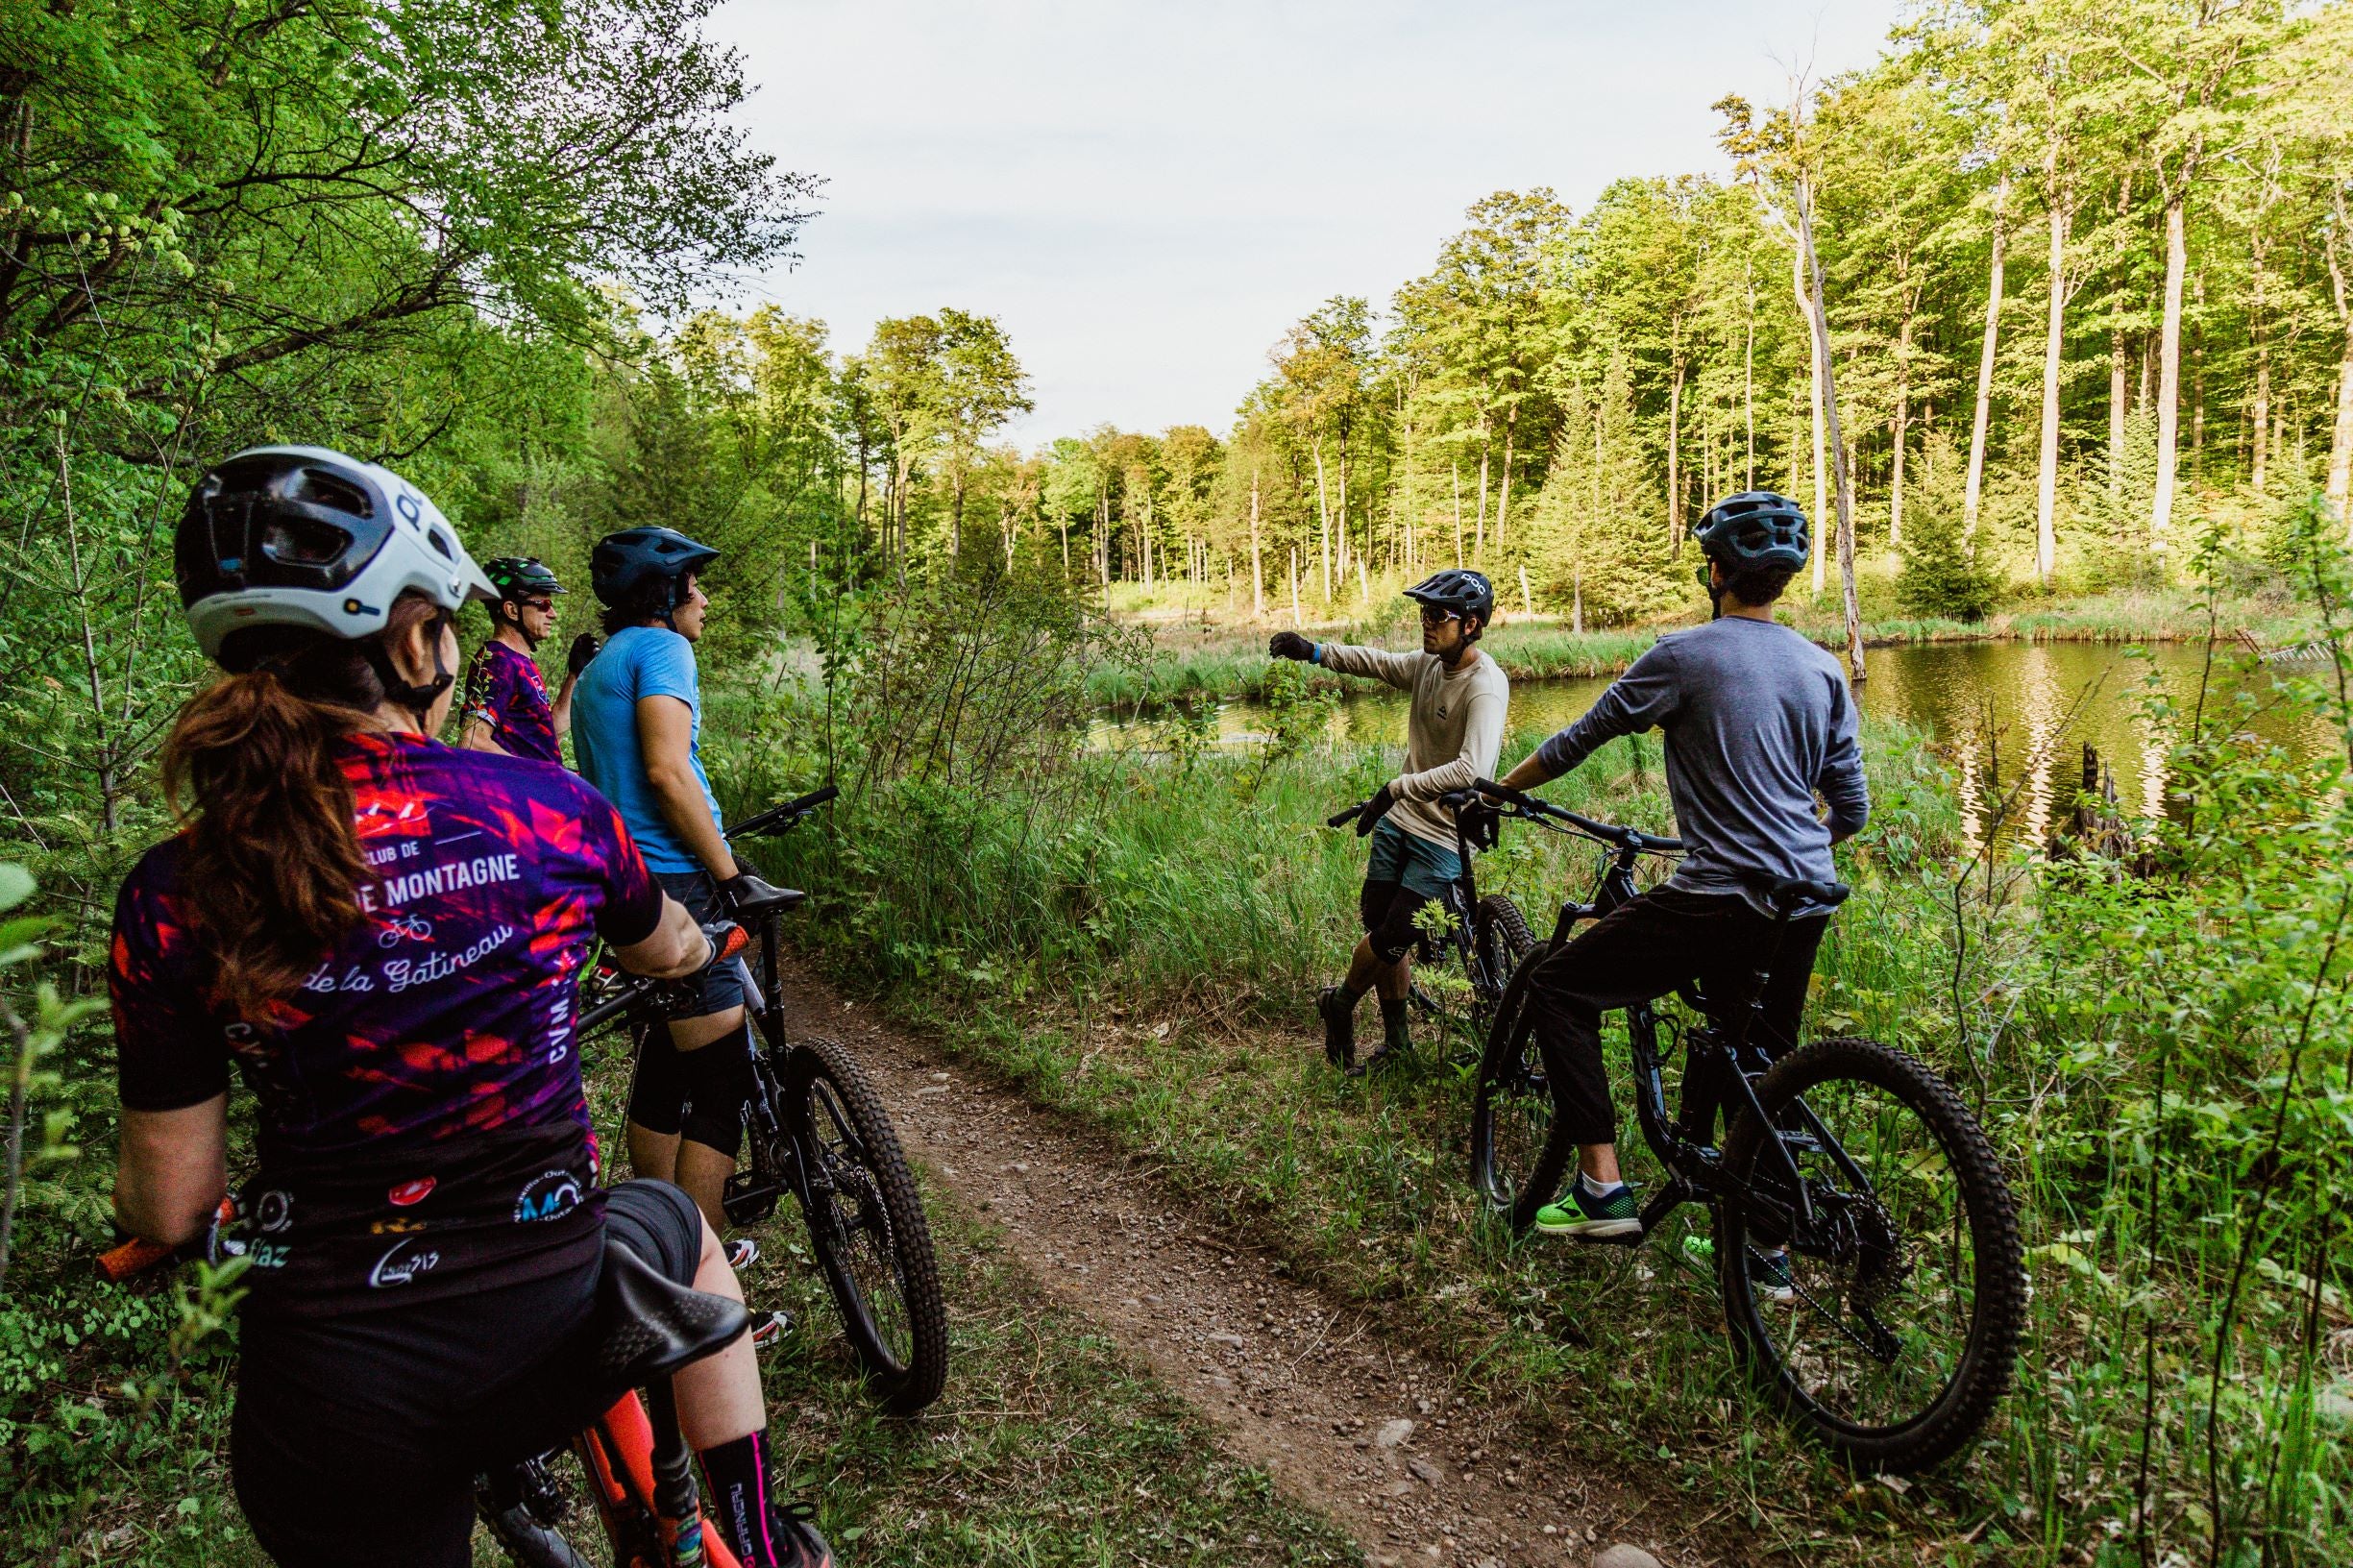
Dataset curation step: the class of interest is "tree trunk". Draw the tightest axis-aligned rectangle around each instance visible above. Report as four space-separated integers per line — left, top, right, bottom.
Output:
2325 191 2353 534
2252 235 2272 492
1474 430 1490 557
2149 184 2189 550
1891 288 1913 550
1451 461 1464 565
1743 262 1757 489
2191 271 2206 478
1796 236 1826 598
1965 172 2010 551
1288 548 1302 628
1667 326 1685 551
1249 469 1265 619
1312 438 1332 600
1799 173 1866 684
1495 405 1515 551
2036 171 2071 588
2109 328 2128 501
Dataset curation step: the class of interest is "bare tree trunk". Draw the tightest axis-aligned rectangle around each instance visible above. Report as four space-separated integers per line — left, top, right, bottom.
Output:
1890 305 1912 551
2325 193 2353 534
1249 469 1264 619
1288 548 1301 628
1312 439 1332 600
2149 175 2193 551
1743 262 1757 488
1798 173 1865 684
1667 322 1685 551
2109 327 2128 501
2191 272 2206 478
1795 237 1826 598
1495 406 1515 551
1965 172 2011 550
2036 159 2072 588
1451 461 1464 565
1474 429 1490 558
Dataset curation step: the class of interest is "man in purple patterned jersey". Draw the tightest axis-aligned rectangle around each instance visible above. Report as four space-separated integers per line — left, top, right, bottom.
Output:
110 449 828 1568
460 556 594 765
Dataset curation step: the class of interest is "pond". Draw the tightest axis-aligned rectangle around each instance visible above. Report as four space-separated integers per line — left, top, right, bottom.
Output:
1098 639 2343 853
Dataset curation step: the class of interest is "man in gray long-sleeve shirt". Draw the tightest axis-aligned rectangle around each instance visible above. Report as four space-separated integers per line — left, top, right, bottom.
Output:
1492 492 1868 1251
1270 569 1508 1074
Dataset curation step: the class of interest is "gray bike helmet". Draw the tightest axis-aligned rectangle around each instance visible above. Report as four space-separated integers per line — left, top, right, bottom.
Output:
1693 491 1809 573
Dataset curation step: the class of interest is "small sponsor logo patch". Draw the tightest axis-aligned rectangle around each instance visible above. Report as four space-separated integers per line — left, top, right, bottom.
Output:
369 1239 441 1289
387 1177 436 1208
255 1189 293 1233
513 1169 583 1224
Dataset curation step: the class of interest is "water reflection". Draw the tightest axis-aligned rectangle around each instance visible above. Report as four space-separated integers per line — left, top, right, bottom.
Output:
1100 640 2335 851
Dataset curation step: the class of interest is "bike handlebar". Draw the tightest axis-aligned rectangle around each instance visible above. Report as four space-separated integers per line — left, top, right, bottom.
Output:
727 784 840 842
1468 778 1685 854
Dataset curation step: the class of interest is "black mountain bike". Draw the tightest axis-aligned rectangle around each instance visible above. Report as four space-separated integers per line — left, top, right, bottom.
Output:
1466 779 2022 1473
1324 795 1534 1060
579 785 947 1417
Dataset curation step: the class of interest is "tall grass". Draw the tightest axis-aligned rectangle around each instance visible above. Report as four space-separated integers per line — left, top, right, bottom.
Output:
715 633 2349 1564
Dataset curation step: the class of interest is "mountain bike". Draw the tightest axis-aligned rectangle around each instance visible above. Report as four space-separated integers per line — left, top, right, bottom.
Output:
1323 794 1534 1062
578 785 946 1418
1465 779 2023 1472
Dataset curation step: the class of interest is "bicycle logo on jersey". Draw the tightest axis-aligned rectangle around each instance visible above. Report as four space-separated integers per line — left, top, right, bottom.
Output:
378 911 433 947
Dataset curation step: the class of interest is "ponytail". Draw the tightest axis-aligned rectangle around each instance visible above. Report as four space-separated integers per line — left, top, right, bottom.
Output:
160 595 441 1019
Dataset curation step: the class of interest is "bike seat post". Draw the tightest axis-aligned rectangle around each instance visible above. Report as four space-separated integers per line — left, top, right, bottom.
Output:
642 1378 706 1559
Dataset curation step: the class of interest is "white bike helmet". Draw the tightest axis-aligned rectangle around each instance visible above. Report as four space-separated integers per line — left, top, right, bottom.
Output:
176 446 497 663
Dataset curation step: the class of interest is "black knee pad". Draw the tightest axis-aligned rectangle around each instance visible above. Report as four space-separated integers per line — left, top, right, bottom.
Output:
677 1024 755 1159
1366 883 1430 967
626 1027 687 1137
1360 878 1402 935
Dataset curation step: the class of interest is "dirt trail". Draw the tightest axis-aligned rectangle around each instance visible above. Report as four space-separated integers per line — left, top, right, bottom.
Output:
772 963 1702 1568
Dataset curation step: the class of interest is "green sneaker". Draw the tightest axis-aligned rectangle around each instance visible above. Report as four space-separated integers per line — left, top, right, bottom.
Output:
1532 1179 1642 1240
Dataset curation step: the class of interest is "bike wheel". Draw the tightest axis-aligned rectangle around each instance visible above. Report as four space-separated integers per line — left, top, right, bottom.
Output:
784 1036 948 1414
1713 1037 2023 1472
476 1458 596 1568
1472 894 1533 991
1468 961 1576 1230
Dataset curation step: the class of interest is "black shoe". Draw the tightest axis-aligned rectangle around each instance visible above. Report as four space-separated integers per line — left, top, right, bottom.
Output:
769 1499 834 1568
1317 987 1356 1069
1347 1017 1413 1078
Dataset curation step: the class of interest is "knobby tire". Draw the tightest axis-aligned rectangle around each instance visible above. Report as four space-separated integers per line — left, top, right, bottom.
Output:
1469 955 1576 1230
785 1035 949 1415
1713 1036 2023 1472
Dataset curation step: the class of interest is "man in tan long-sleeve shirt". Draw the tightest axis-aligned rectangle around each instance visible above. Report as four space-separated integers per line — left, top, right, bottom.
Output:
1269 569 1509 1074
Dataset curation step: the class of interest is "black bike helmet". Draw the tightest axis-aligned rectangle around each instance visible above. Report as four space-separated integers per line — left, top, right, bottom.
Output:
590 527 720 611
1403 569 1496 627
483 556 565 602
1692 491 1809 572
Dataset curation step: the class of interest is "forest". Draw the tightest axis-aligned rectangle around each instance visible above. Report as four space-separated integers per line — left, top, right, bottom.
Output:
5 1 2353 1565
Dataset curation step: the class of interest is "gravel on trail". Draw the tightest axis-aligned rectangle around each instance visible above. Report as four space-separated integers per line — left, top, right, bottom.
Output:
772 961 1710 1568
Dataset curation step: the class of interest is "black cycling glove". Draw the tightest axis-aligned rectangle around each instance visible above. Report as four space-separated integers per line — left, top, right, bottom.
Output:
567 632 601 676
1354 783 1399 837
1457 796 1504 853
1268 631 1316 662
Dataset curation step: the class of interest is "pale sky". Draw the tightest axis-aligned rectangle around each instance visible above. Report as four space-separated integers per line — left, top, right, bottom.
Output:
709 1 1904 445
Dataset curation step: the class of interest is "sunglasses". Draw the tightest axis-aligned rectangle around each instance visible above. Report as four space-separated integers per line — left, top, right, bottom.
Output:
1418 606 1461 625
518 598 555 614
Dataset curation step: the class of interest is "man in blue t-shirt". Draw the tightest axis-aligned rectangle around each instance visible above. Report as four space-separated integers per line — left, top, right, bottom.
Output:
573 527 787 1245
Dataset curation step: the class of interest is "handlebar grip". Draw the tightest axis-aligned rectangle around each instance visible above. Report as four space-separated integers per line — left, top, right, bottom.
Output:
782 784 839 815
1324 805 1360 828
1472 777 1530 806
702 921 750 968
96 1237 178 1283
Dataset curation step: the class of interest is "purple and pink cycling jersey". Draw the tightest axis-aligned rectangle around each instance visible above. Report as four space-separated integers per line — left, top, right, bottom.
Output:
110 730 664 1313
462 639 562 764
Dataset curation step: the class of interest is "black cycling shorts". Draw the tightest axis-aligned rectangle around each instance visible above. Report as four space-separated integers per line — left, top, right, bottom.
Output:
231 1179 704 1568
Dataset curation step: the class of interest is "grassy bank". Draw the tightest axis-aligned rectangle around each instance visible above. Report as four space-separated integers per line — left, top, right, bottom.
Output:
721 677 2353 1565
1089 586 2320 710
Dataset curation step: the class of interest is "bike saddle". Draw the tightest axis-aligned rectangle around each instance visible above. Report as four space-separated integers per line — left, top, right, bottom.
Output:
590 1242 748 1388
723 871 807 917
1767 877 1851 913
